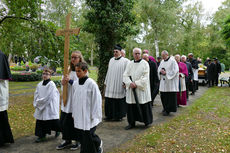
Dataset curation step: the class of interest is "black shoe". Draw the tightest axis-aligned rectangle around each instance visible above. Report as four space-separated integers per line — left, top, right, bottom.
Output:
163 111 170 116
56 140 72 150
35 137 46 143
98 140 103 153
70 142 81 151
125 124 135 130
162 109 166 113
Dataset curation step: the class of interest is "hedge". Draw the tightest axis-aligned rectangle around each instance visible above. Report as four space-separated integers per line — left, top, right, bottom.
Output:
11 72 42 82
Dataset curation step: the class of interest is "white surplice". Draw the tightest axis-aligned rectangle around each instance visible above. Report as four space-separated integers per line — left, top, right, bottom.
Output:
72 78 102 131
158 56 179 92
123 59 151 104
61 71 78 113
33 81 60 120
0 80 9 112
104 57 129 98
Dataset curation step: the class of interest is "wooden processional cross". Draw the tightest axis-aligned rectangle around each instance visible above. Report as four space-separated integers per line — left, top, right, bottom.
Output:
56 13 80 106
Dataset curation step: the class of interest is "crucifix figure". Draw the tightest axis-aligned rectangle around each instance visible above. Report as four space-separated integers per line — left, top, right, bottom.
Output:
56 13 80 106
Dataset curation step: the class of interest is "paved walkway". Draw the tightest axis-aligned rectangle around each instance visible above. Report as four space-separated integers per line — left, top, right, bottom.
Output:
0 86 208 153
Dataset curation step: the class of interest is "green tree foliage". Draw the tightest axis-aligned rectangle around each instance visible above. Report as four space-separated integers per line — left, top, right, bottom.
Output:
83 0 137 92
138 0 184 56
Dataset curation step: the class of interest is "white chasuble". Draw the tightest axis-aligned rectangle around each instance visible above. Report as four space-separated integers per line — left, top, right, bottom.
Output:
33 81 60 120
0 80 9 111
61 71 78 113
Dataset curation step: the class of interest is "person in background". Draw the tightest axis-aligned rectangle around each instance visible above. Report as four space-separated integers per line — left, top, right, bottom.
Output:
213 58 221 86
175 54 188 106
143 49 157 64
157 56 161 67
181 55 193 100
158 50 179 116
142 53 159 106
104 45 129 121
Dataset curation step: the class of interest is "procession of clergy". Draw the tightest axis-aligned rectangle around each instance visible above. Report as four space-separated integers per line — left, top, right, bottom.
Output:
0 45 201 152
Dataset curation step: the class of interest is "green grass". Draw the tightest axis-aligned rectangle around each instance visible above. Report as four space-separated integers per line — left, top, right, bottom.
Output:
112 87 230 153
8 67 98 139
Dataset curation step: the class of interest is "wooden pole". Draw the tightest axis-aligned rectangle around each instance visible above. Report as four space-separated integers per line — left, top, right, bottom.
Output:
56 13 80 106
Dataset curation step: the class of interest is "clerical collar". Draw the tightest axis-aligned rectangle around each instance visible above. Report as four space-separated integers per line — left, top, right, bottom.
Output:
115 56 122 60
164 57 170 61
42 79 51 86
134 59 142 63
79 76 89 85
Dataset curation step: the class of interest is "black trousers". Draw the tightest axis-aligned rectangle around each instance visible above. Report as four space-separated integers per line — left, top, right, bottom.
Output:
160 92 177 113
186 81 189 99
0 110 14 146
105 97 127 120
208 80 215 87
60 111 80 141
215 74 219 86
35 119 61 138
76 126 101 153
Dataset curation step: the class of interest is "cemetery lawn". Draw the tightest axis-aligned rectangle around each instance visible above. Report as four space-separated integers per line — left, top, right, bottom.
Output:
112 87 230 153
8 67 97 139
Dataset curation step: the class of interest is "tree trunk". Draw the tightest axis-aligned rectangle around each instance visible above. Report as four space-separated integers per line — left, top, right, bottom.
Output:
155 39 159 57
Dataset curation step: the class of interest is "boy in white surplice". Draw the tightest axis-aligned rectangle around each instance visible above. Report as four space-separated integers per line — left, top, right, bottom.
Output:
33 68 61 143
72 62 103 153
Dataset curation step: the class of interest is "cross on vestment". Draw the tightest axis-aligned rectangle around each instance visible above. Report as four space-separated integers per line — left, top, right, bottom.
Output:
56 13 80 106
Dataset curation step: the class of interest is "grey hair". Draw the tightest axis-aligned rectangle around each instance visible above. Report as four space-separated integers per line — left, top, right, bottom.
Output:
181 55 187 60
175 54 180 58
133 48 142 54
188 53 193 56
161 50 168 55
142 53 149 57
121 49 126 54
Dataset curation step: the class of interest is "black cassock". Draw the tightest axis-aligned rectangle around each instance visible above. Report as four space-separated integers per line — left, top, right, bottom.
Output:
148 60 159 104
0 50 14 146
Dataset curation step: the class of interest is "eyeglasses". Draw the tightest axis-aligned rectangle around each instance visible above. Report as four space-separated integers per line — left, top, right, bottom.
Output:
71 56 80 59
135 53 140 55
114 51 119 53
42 73 50 76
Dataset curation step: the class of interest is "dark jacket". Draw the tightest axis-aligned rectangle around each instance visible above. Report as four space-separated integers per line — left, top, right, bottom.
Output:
185 62 194 82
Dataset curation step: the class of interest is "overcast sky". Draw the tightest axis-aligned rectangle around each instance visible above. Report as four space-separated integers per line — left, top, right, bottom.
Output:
200 0 225 15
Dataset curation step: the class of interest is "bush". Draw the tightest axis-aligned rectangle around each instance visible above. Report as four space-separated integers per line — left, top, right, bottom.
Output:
53 80 61 87
30 64 39 72
36 69 43 75
11 72 42 81
11 66 26 71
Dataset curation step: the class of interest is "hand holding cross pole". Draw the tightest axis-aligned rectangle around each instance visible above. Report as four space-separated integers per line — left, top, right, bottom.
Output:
56 13 80 106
